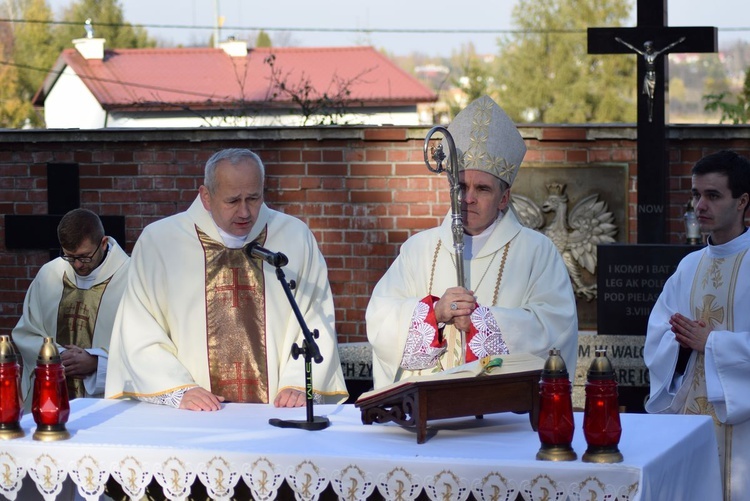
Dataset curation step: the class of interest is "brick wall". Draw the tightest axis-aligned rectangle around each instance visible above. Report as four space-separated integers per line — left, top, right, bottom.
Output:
1 125 749 341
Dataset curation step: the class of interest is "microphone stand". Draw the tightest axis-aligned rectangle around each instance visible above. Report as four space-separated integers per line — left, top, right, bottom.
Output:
268 265 330 431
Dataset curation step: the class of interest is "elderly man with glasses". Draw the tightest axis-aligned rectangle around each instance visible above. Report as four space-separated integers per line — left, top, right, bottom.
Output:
11 208 130 407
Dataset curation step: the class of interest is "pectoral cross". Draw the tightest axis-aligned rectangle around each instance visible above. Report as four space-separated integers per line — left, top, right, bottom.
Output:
588 0 717 243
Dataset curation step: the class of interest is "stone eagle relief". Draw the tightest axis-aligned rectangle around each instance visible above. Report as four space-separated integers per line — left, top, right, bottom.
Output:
511 183 617 300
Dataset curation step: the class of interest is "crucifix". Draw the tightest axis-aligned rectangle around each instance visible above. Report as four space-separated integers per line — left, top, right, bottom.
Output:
588 0 717 243
5 163 126 257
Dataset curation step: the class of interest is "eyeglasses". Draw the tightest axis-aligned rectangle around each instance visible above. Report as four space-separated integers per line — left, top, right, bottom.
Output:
60 241 102 263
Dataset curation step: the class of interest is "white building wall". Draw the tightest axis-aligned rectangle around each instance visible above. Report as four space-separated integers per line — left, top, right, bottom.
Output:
106 111 422 128
44 67 107 129
43 68 425 128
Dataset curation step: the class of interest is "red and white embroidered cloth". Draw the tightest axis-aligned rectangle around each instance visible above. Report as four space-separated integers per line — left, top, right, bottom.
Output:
402 295 509 369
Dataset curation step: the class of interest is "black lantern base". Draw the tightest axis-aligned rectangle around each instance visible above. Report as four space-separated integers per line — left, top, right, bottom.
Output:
582 445 623 463
0 421 24 440
33 423 70 441
536 442 577 461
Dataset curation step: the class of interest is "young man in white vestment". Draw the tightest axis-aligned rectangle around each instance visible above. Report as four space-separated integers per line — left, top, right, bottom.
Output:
366 96 578 389
645 150 750 500
105 148 348 411
12 208 130 407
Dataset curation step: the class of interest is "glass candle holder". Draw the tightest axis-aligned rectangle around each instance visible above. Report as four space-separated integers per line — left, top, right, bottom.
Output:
31 338 70 441
536 348 576 461
582 349 623 463
0 335 24 439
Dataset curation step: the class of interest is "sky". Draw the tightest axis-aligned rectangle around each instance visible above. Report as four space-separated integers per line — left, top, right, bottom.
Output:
47 0 750 56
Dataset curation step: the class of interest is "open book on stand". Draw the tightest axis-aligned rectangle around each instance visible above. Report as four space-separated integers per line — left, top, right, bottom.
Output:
356 353 545 443
357 352 545 404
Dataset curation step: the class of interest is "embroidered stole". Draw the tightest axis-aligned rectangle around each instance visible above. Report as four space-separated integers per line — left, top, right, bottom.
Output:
199 227 269 403
683 248 748 498
56 274 111 399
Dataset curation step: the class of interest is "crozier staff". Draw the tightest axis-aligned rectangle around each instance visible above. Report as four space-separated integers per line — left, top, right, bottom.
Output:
105 148 348 411
366 96 578 389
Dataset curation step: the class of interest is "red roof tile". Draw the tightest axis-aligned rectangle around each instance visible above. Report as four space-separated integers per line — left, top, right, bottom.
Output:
36 46 436 111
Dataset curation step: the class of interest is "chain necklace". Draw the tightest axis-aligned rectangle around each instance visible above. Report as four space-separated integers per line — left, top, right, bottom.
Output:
471 248 500 292
429 239 511 306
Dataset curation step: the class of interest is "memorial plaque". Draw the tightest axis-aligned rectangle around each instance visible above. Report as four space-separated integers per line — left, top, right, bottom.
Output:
574 334 650 412
514 164 628 329
339 342 373 403
597 244 700 335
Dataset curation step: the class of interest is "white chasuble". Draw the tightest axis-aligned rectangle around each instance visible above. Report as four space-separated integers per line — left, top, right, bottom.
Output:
684 249 746 499
12 238 130 403
366 209 578 389
199 228 269 403
105 197 348 405
57 274 111 399
645 229 750 500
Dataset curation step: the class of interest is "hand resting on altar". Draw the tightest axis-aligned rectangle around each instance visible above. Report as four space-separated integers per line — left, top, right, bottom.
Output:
178 387 305 411
274 388 306 408
179 387 225 411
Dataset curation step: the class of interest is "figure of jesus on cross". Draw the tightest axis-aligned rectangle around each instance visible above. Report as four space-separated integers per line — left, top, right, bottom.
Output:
588 0 717 243
615 37 686 122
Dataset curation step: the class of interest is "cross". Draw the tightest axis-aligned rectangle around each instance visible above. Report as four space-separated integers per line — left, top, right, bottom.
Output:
62 301 90 334
696 294 724 328
5 163 126 258
214 267 256 308
217 362 260 402
588 0 717 243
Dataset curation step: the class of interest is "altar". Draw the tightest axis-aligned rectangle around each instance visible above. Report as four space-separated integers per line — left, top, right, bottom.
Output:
0 398 721 500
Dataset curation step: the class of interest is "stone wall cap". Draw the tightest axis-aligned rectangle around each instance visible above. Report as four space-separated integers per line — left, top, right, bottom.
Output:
1 125 747 144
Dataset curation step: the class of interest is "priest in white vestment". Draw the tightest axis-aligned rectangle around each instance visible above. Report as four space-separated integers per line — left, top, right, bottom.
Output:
106 148 348 410
366 96 578 388
645 150 750 500
12 208 130 406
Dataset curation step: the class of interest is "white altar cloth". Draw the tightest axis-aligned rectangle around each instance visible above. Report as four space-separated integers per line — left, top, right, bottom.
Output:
0 398 721 500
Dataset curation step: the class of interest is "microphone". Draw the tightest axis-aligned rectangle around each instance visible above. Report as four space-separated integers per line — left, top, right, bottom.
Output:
246 242 289 268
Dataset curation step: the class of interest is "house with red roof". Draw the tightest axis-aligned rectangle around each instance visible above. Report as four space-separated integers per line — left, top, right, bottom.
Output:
33 38 437 129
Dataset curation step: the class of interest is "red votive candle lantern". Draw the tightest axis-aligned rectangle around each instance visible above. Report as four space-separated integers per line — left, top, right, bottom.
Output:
0 335 24 439
31 337 70 441
582 349 623 463
536 348 576 461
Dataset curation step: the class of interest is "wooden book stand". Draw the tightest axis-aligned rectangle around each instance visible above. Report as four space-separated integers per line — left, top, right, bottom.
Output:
356 370 541 443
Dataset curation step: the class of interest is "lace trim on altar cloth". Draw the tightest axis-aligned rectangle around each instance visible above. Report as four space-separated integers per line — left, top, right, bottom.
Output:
0 452 642 501
137 387 191 408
